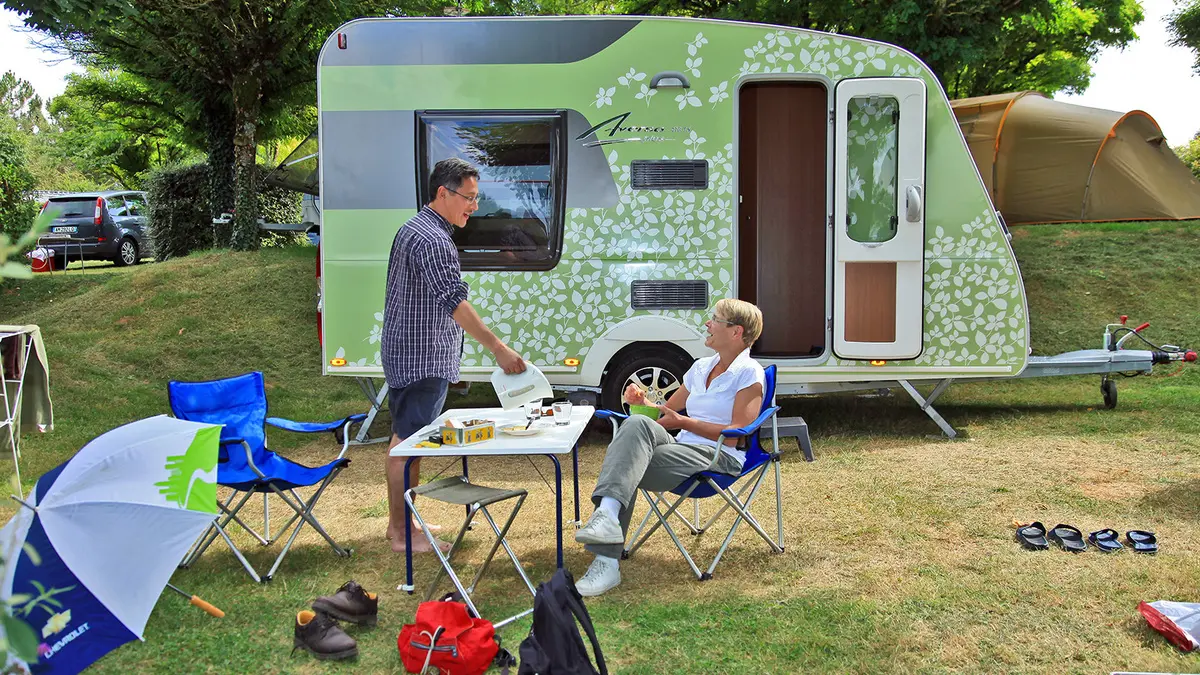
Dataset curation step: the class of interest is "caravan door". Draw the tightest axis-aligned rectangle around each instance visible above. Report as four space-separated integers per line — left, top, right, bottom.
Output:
832 78 927 360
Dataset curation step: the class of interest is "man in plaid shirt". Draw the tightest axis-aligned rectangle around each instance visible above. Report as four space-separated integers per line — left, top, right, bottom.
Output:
383 158 526 553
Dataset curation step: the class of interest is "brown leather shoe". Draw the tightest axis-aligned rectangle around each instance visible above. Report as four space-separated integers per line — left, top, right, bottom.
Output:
311 580 378 626
293 610 358 661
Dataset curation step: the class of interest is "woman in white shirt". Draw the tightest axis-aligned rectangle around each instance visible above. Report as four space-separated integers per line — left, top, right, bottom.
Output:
574 298 765 596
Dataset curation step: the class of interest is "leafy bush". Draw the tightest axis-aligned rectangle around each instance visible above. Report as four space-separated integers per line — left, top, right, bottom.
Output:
0 120 39 245
145 161 304 258
260 231 312 248
258 173 301 226
145 163 212 260
1174 133 1200 181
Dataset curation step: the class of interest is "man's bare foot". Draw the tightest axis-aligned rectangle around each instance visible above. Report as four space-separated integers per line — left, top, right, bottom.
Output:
392 536 451 554
387 522 443 540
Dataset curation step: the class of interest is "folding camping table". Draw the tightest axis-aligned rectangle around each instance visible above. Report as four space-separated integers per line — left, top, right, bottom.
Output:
35 234 90 274
390 405 594 592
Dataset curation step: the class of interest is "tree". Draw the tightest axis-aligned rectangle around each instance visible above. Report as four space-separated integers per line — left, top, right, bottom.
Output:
620 0 1141 98
4 0 360 248
48 69 198 188
1169 0 1200 72
0 70 48 134
1 71 99 193
948 0 1142 97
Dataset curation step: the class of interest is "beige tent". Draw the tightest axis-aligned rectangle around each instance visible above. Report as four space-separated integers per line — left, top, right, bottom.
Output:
951 91 1200 225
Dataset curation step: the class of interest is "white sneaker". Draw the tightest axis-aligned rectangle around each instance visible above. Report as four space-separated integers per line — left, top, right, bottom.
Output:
575 557 621 597
574 509 624 546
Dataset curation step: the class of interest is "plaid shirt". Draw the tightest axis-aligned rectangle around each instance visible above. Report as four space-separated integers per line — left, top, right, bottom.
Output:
382 206 470 388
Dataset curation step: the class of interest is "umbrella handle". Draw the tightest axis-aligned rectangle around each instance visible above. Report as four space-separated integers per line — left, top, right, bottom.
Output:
190 595 225 618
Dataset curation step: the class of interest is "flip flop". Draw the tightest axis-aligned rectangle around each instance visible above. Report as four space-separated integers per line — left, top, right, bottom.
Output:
1015 521 1049 551
1049 524 1088 553
1088 528 1123 553
1126 530 1158 554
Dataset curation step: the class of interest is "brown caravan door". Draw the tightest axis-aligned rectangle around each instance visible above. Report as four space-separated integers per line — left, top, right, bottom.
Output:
737 81 829 358
832 78 927 360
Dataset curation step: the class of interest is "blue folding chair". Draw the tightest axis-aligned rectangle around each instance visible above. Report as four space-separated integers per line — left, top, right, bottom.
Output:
594 364 785 580
168 372 367 582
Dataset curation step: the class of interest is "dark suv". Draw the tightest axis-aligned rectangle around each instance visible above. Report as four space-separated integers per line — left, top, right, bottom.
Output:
38 190 152 268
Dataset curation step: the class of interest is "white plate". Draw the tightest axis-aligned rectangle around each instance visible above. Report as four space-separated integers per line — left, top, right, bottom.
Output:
499 425 542 437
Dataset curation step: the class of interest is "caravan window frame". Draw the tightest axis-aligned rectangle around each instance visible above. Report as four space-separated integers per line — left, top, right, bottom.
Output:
416 110 568 272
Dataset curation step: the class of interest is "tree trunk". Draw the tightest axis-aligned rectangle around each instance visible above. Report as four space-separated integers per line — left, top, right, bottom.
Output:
203 99 235 246
230 70 262 252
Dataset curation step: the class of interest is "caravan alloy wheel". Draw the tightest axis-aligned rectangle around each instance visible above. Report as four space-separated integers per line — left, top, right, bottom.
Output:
602 350 694 413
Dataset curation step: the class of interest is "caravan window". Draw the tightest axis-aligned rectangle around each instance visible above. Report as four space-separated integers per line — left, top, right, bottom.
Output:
845 96 899 244
418 112 567 270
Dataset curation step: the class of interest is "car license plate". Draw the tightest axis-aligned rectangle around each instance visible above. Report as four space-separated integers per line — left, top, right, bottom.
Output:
51 226 77 234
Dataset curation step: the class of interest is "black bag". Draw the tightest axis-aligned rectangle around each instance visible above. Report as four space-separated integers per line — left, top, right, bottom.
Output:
517 568 608 675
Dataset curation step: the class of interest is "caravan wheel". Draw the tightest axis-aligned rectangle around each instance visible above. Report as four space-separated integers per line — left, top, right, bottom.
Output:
602 349 694 413
1101 377 1117 409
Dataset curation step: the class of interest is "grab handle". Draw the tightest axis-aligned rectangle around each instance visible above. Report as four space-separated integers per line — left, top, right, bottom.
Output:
649 71 690 89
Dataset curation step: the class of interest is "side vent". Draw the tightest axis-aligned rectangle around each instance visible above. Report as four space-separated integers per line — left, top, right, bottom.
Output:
630 280 709 310
630 160 708 190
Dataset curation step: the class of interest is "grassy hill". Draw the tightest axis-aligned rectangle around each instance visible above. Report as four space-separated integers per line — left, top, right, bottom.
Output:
1 222 1198 674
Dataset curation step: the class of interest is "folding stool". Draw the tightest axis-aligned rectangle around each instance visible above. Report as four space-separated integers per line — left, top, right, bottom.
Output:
406 476 538 628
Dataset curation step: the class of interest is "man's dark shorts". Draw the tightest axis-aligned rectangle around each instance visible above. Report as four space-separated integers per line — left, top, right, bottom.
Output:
389 377 450 440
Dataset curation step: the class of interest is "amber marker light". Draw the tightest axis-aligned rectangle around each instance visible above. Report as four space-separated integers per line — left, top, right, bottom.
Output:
870 360 887 366
563 358 581 367
330 358 347 367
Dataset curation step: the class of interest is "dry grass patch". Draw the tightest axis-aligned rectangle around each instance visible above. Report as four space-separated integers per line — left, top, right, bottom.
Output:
165 424 1200 673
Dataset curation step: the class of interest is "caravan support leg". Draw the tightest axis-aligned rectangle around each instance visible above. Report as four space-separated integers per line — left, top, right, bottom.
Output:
898 379 958 439
351 378 391 446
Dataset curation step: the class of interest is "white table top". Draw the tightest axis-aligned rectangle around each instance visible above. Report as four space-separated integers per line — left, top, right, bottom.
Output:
389 405 595 457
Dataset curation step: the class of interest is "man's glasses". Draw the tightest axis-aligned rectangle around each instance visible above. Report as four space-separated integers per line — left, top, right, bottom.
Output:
710 315 737 327
445 187 481 204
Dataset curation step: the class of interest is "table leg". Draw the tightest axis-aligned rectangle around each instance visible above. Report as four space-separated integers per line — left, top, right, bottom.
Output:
462 456 471 524
547 454 563 569
403 456 416 593
572 442 581 526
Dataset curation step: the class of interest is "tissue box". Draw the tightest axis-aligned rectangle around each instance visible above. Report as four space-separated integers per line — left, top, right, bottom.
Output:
440 419 495 446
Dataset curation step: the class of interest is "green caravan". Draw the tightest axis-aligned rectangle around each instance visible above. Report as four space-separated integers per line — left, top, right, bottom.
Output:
315 16 1035 436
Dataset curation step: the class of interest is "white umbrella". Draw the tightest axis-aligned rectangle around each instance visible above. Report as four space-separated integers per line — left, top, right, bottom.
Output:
0 415 221 675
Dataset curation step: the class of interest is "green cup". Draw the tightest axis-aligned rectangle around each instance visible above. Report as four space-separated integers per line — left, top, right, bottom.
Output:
629 404 660 420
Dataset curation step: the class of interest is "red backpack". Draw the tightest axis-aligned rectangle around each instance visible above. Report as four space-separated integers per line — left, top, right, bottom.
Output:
398 600 500 675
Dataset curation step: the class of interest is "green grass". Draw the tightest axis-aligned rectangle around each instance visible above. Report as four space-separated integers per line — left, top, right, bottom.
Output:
2 223 1199 674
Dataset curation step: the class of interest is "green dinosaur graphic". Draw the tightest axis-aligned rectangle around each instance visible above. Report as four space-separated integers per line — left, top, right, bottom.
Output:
155 426 219 513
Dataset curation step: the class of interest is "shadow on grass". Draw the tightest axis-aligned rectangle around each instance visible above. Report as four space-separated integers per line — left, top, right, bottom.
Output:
1140 479 1200 522
774 394 1096 440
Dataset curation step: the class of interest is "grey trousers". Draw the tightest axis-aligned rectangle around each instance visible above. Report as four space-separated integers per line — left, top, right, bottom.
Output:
587 415 742 559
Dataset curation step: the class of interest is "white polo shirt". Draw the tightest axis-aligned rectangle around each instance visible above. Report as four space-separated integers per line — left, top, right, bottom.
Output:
675 348 766 465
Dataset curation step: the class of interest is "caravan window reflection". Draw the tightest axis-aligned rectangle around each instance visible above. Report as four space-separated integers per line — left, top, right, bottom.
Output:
845 96 900 244
418 112 567 270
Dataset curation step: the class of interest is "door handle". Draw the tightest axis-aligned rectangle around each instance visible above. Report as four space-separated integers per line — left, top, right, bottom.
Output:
905 185 923 222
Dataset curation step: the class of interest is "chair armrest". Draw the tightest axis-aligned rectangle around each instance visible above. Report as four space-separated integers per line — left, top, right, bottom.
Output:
218 438 266 479
266 413 368 434
718 406 780 439
594 409 628 438
267 414 370 460
704 406 781 473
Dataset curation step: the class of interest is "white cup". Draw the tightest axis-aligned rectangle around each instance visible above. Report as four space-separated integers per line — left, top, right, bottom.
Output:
552 401 573 425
